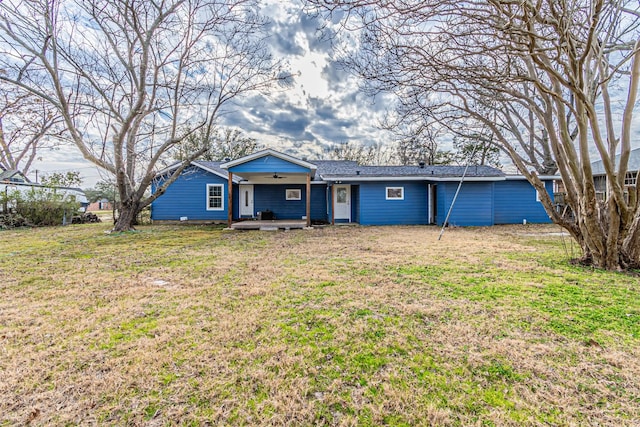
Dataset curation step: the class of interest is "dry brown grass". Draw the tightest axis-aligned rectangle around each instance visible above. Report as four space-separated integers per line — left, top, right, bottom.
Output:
1 223 639 426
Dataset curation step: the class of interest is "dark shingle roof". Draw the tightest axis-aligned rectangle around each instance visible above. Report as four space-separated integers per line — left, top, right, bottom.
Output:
193 161 229 178
157 158 504 181
313 161 504 179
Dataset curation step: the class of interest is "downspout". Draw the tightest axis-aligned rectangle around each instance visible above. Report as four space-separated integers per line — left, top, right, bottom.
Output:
227 172 233 227
331 184 335 225
306 173 311 227
326 185 329 219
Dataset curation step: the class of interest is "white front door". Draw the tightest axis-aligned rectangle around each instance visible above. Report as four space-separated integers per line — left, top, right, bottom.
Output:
239 184 254 217
334 184 351 222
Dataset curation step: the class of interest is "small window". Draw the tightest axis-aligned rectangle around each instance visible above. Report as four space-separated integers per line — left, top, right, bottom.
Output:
625 171 637 186
386 187 404 200
336 187 347 203
207 184 224 210
286 189 301 200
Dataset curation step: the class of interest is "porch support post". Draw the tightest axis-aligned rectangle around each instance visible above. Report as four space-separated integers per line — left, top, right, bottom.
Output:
306 172 311 227
227 172 233 227
331 184 335 225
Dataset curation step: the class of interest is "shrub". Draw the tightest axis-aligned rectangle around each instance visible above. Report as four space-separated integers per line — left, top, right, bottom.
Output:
0 186 81 227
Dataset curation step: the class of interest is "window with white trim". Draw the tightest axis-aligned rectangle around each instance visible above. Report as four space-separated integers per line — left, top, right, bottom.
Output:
386 186 404 200
624 171 637 186
207 184 224 210
286 189 301 200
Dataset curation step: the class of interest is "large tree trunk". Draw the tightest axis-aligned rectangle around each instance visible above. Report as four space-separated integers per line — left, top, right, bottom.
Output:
113 200 140 232
622 215 640 269
556 189 640 271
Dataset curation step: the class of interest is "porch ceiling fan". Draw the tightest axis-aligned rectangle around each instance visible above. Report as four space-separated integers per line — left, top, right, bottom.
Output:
266 172 286 179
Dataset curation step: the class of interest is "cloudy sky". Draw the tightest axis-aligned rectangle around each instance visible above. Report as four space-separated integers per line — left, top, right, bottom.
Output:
26 0 640 188
30 0 391 187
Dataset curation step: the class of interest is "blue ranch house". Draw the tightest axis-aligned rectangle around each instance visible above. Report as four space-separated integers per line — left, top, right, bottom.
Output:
151 149 555 228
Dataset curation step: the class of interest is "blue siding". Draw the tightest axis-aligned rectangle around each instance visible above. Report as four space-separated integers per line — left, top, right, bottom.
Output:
253 184 327 221
436 182 494 226
359 182 428 225
311 185 328 222
352 185 360 223
152 161 553 227
494 180 553 224
151 166 235 221
228 155 311 174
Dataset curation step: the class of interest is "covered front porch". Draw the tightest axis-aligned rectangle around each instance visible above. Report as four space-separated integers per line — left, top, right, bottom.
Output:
221 149 318 228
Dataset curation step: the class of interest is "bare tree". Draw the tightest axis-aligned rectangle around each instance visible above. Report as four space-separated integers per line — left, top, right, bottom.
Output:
452 129 501 168
173 127 260 162
0 0 285 231
0 84 63 176
324 140 395 165
309 0 640 270
391 83 558 174
385 119 453 165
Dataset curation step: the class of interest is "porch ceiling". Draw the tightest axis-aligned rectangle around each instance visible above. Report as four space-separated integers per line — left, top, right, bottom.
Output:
235 172 311 184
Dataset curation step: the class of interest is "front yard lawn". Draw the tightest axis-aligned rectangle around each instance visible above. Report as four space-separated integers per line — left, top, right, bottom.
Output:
1 224 639 425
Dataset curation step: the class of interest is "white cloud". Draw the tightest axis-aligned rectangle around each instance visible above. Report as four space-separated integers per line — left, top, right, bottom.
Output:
18 0 400 188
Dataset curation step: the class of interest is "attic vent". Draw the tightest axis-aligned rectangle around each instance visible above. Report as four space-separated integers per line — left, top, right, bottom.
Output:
356 170 360 175
419 161 426 169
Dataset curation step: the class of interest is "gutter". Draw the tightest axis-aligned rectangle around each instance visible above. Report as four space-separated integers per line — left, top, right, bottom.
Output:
321 176 506 182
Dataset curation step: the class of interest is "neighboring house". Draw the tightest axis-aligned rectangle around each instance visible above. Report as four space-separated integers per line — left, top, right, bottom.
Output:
151 149 555 227
0 169 30 184
87 199 114 212
591 147 640 200
1 180 89 212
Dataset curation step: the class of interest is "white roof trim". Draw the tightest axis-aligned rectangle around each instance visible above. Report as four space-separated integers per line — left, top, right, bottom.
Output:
155 161 241 183
220 148 317 170
433 177 505 182
239 179 327 185
505 175 560 180
322 176 506 182
192 161 242 183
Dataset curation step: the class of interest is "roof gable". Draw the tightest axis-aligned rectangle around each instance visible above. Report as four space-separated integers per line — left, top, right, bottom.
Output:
0 169 30 183
221 149 317 173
